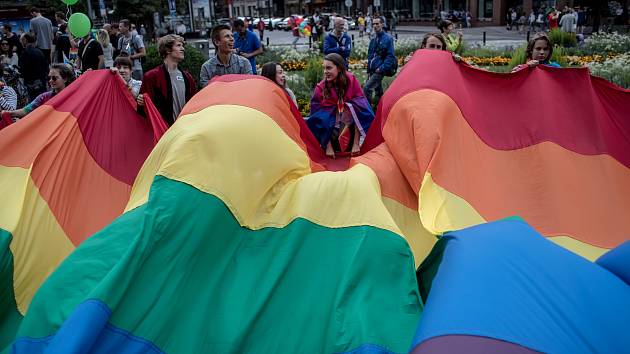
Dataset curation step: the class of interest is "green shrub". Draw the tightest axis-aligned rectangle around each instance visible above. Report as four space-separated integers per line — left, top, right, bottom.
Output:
462 45 512 58
507 45 527 70
257 47 285 65
548 29 577 48
588 52 630 88
142 44 207 88
304 56 323 89
582 32 630 55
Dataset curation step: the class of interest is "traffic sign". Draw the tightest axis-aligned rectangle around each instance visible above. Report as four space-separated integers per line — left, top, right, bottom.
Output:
345 0 352 7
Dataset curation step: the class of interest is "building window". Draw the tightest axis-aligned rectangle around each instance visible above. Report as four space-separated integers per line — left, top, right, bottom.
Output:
478 0 493 18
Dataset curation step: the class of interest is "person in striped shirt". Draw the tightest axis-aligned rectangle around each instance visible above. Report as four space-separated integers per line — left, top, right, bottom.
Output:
0 78 18 111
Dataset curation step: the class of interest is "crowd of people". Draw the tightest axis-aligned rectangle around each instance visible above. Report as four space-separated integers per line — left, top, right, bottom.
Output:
1 7 567 158
507 5 588 36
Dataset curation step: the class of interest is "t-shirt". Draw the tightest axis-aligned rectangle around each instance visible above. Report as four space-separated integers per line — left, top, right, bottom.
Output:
234 30 261 74
30 16 54 50
169 68 186 121
6 33 22 57
78 38 104 71
118 34 145 72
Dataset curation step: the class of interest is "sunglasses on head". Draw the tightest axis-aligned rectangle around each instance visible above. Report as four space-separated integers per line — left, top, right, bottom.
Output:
48 75 60 81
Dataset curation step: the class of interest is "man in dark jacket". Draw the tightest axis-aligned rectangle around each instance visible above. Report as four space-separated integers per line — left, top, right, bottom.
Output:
363 17 396 107
137 34 197 126
18 33 48 100
323 17 352 65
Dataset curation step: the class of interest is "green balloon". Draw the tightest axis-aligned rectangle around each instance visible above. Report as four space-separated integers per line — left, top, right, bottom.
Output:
68 13 91 38
62 0 79 5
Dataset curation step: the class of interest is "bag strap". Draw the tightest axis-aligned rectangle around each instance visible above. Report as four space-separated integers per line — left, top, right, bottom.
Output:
81 38 95 58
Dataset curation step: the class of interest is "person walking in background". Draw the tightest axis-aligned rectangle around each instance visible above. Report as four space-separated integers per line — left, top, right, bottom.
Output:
548 9 559 30
366 15 373 38
363 17 396 108
324 17 352 66
29 7 54 64
117 19 146 80
358 14 365 37
18 33 48 100
257 17 265 42
559 8 577 35
233 19 263 75
290 16 300 49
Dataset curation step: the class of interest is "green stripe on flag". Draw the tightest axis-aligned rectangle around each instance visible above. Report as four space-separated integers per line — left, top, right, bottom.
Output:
0 228 23 351
19 176 422 353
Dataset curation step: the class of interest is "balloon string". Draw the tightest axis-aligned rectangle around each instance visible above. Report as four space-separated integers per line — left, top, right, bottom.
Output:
66 5 72 19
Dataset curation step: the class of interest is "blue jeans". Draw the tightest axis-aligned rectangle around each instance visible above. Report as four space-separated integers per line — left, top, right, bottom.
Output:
363 72 384 106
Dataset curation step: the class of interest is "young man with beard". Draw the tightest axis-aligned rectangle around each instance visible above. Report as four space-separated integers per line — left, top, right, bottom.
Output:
137 35 197 126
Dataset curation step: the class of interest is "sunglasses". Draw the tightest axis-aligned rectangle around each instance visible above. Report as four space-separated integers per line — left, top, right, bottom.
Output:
0 43 9 46
47 75 60 81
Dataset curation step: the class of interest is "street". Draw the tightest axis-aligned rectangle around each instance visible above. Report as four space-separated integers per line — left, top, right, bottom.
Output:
257 25 530 48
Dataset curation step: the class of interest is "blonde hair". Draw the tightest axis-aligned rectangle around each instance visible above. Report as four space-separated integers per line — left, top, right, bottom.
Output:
96 29 110 48
158 34 185 59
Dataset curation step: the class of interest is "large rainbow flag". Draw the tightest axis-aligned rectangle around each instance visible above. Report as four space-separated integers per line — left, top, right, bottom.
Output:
3 50 630 352
0 71 162 348
360 49 630 261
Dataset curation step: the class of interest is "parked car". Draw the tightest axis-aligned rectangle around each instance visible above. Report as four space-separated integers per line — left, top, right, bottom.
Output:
253 17 283 29
278 15 303 30
344 16 357 30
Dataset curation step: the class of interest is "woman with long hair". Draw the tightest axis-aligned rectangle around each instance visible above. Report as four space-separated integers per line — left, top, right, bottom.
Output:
1 63 75 120
53 24 71 64
512 33 560 72
260 62 297 107
97 29 114 68
308 53 374 157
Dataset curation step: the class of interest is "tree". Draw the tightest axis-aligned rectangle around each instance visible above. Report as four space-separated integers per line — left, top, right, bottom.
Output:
113 0 167 23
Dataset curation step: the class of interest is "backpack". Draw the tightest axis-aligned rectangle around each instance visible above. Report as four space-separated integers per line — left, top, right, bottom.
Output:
118 34 146 64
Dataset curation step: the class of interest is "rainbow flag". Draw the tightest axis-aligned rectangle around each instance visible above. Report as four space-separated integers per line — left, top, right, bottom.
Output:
360 49 630 261
412 219 630 353
5 51 630 352
0 71 162 348
10 76 422 353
